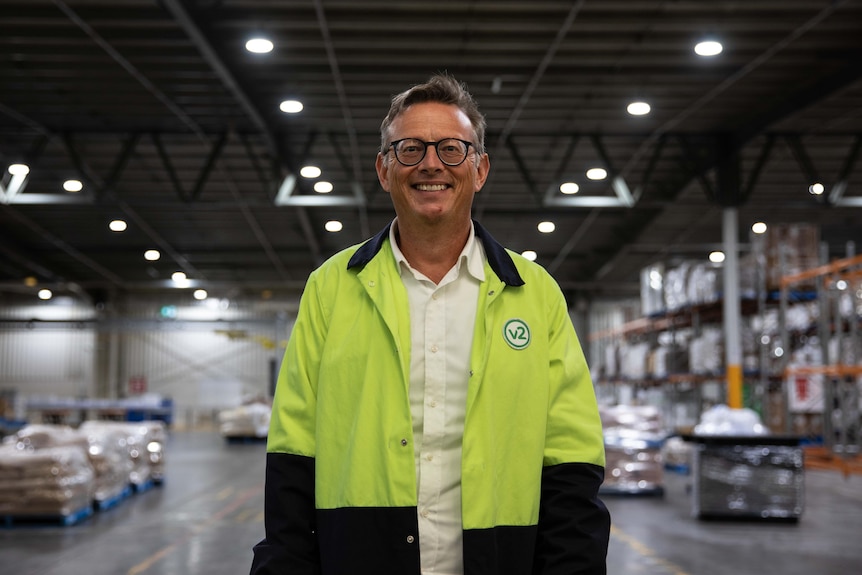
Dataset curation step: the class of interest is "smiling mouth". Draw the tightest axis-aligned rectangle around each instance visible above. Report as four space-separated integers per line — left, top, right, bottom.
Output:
414 184 448 191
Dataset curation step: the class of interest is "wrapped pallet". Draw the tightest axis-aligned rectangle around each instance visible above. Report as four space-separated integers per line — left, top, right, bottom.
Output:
0 443 95 517
79 421 160 488
599 404 666 495
218 403 271 439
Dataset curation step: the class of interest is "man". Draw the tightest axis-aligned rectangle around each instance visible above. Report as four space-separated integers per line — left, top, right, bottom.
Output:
251 74 610 575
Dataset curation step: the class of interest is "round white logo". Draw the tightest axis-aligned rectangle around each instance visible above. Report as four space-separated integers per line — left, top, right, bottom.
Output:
503 319 531 350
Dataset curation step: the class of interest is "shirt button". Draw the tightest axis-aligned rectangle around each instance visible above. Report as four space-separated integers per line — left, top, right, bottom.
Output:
429 400 437 408
425 454 433 462
432 293 439 300
430 345 438 353
421 509 429 518
406 535 415 544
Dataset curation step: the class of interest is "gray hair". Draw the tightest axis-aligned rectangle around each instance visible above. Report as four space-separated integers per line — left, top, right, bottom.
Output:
379 74 487 156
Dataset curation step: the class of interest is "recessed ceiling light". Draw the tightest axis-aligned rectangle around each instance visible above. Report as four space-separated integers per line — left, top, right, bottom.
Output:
709 251 726 263
63 179 83 192
537 221 556 234
586 168 607 180
808 182 824 195
245 38 273 54
194 289 208 300
695 40 723 57
109 219 127 232
521 250 537 261
300 166 321 178
38 289 53 300
325 220 343 232
144 249 161 261
171 271 187 282
314 181 333 194
279 100 303 114
7 163 29 176
560 182 579 195
751 222 767 234
627 101 651 116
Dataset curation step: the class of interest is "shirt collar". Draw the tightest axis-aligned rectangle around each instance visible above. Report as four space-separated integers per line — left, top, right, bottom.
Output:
389 218 486 283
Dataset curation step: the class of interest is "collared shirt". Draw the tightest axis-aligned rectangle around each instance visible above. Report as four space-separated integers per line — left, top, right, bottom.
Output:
389 219 485 575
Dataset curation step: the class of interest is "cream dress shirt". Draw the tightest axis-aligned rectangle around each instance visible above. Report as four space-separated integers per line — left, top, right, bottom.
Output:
389 220 484 575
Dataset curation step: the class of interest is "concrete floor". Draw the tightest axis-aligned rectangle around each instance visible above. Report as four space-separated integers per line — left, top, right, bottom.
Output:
1 430 861 575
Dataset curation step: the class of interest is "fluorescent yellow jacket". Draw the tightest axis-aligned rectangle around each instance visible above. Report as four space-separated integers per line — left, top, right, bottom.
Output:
251 221 610 575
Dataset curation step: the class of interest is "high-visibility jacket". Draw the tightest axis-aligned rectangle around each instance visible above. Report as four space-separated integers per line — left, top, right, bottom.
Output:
251 221 610 575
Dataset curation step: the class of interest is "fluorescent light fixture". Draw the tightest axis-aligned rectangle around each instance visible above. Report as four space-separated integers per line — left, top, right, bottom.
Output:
537 221 556 234
7 163 29 176
63 179 83 192
194 289 208 300
695 40 723 56
279 100 303 114
809 182 825 195
751 222 767 234
245 38 273 54
586 168 607 181
314 181 333 194
560 182 579 195
38 289 53 300
709 251 725 263
144 249 161 261
300 166 321 178
325 220 343 232
521 250 537 261
109 219 127 232
627 101 651 116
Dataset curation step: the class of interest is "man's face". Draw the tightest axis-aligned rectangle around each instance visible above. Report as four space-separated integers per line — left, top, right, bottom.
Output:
376 102 489 228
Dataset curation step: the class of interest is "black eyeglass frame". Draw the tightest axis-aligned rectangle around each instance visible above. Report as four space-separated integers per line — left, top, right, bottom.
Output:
386 138 475 167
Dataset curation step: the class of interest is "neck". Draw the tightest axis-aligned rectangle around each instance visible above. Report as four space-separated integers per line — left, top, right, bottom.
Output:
395 219 471 284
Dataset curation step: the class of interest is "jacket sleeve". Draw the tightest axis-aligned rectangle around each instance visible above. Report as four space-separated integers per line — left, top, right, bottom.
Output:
533 281 611 575
250 273 327 575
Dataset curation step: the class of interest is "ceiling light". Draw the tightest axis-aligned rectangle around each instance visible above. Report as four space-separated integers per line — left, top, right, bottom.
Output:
279 100 303 114
808 182 824 195
144 249 161 261
325 220 343 232
193 289 208 300
245 38 273 54
24 276 38 287
751 222 767 234
300 166 321 178
560 182 579 195
38 289 53 300
709 251 725 263
314 181 333 194
695 40 723 57
8 163 29 176
171 271 187 282
537 221 556 234
63 179 83 192
586 168 607 181
626 101 651 116
109 219 127 232
521 250 537 262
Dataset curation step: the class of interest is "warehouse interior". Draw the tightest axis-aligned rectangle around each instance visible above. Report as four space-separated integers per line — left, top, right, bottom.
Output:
1 1 862 574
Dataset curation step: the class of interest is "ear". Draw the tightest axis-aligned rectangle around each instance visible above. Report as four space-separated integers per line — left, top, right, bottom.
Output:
474 153 490 192
375 153 391 193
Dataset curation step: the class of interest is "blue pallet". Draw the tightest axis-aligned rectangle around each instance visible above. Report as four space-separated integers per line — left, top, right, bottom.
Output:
1 505 93 527
132 478 155 493
94 485 132 512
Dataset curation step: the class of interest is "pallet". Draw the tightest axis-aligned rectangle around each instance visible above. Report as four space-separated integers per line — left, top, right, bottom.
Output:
804 446 862 478
224 435 267 444
1 505 93 527
132 478 156 494
94 485 132 512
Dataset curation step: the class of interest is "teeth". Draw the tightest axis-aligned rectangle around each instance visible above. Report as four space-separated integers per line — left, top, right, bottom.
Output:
415 184 447 191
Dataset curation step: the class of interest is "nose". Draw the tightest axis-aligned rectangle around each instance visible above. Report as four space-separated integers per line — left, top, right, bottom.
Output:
418 142 445 169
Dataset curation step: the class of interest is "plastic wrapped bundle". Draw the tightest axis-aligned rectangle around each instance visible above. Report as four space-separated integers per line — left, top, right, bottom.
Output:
0 443 95 516
77 424 135 502
218 403 271 438
79 421 156 488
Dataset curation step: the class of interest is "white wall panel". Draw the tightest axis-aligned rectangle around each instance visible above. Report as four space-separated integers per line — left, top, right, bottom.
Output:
0 329 96 397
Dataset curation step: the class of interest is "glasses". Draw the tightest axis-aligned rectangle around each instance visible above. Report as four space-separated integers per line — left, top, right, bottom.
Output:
387 138 474 167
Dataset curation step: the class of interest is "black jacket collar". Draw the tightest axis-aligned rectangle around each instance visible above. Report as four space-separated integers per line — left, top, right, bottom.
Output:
347 219 525 287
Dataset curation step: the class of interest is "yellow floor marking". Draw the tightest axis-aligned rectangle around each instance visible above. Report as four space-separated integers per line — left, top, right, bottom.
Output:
127 484 263 575
611 524 691 575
